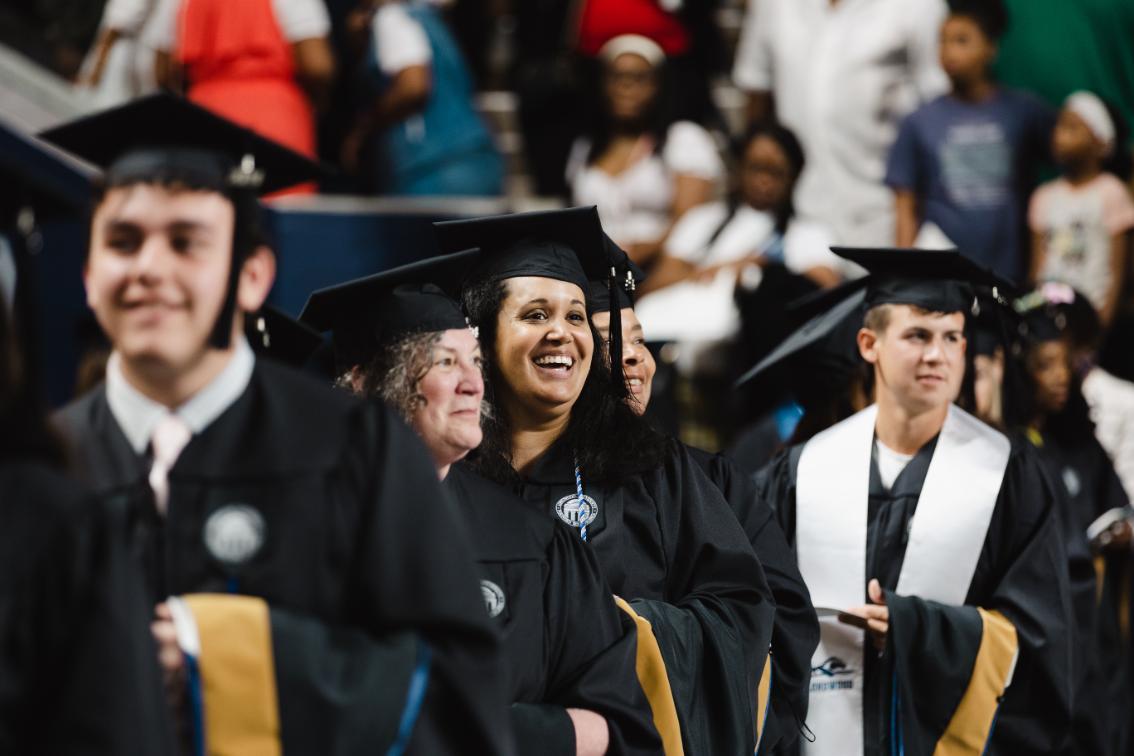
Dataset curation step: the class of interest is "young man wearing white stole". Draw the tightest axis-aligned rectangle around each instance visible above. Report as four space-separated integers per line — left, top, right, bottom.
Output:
755 247 1074 756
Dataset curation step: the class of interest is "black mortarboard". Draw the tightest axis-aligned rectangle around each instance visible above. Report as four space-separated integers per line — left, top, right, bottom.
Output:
40 93 323 352
245 305 325 368
39 93 321 196
433 207 610 295
831 247 1014 315
735 287 867 388
300 248 481 368
588 234 645 315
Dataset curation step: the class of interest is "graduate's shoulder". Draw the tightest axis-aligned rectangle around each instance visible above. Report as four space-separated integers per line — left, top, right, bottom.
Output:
52 383 107 442
446 462 556 562
0 459 99 573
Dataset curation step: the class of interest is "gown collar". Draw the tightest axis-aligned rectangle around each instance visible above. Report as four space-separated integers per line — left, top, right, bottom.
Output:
105 339 256 454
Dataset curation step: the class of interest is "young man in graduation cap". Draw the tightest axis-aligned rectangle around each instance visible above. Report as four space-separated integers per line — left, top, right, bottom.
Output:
43 94 513 756
753 248 1075 756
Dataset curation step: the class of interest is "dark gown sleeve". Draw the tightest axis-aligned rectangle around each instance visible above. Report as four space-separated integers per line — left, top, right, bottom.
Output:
629 442 777 755
1029 438 1114 756
885 447 1074 756
512 523 661 756
705 451 820 753
0 462 172 756
347 404 514 756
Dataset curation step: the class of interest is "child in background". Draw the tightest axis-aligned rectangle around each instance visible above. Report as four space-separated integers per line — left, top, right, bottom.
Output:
1029 92 1134 328
885 0 1053 282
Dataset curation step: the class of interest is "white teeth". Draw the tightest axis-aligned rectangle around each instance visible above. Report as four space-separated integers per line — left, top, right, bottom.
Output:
534 354 574 367
628 378 642 386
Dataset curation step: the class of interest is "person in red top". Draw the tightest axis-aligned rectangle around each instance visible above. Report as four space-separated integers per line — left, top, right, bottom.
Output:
147 0 335 190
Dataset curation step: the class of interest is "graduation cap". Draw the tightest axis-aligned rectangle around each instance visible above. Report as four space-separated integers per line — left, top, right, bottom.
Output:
299 248 482 370
830 247 1015 315
735 286 867 389
433 206 611 294
246 306 325 368
588 234 645 315
39 93 321 195
433 207 632 394
39 93 323 351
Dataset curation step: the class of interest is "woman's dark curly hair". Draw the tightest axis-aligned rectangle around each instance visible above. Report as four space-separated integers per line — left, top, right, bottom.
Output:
462 276 667 486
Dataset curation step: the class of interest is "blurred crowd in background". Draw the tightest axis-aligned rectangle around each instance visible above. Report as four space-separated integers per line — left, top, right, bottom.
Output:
0 0 1132 450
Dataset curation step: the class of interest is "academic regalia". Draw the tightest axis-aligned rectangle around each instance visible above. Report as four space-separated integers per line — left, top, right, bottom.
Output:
447 464 662 756
302 248 661 756
755 416 1074 755
1011 300 1132 755
751 248 1073 756
54 359 512 755
0 461 173 756
589 246 818 754
44 95 512 756
436 208 778 755
684 446 819 753
509 435 776 755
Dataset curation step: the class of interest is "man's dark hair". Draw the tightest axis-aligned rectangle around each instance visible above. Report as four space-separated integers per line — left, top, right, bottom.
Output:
948 0 1009 41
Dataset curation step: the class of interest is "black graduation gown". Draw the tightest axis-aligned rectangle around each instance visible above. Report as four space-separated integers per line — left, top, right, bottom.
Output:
505 436 777 755
755 437 1074 755
446 464 662 756
1028 429 1131 756
685 445 820 753
0 460 172 756
54 360 512 756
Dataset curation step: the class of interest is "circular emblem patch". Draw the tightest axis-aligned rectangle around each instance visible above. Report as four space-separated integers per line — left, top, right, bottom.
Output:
204 505 266 566
480 579 506 619
554 493 599 528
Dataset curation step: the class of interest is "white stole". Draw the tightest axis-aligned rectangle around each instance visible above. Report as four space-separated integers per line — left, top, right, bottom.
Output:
796 404 1011 756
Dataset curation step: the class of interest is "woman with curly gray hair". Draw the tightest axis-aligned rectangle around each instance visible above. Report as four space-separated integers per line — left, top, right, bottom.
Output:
301 252 663 756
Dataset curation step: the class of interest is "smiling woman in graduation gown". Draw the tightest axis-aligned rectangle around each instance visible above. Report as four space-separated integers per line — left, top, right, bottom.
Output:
436 207 777 755
300 252 662 755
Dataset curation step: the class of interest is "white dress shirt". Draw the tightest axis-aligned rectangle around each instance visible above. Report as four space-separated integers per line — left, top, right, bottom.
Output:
105 338 256 455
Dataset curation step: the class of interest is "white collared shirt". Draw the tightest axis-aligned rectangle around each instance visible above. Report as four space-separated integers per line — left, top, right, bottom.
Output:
732 0 949 245
105 338 256 455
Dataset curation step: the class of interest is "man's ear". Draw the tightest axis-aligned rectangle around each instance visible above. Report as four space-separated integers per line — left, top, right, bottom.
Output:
857 327 879 365
236 245 276 313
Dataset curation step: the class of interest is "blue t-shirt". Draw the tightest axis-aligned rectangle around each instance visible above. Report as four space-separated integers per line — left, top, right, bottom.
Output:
885 90 1054 282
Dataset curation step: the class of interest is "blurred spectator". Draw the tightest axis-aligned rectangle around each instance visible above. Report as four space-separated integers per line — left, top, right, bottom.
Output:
994 0 1134 165
732 0 949 246
633 122 838 444
1030 92 1134 328
76 0 160 107
342 0 504 196
566 34 722 268
885 0 1054 282
640 121 839 299
0 0 104 79
514 0 722 198
146 0 335 165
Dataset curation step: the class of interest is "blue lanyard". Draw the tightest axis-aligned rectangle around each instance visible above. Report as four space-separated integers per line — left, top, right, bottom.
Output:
573 455 588 542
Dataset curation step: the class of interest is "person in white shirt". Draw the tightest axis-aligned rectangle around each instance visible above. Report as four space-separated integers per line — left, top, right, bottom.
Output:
567 33 724 268
732 0 949 246
634 121 840 372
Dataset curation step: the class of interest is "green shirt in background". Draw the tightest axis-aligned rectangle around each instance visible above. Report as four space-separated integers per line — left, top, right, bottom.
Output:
995 0 1134 147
